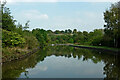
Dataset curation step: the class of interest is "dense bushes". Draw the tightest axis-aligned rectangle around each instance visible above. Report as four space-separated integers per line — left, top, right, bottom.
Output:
32 29 49 47
2 30 25 47
23 31 39 49
2 29 40 49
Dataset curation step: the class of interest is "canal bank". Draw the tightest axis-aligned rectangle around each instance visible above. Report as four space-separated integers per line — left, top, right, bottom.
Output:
2 47 40 63
69 44 120 54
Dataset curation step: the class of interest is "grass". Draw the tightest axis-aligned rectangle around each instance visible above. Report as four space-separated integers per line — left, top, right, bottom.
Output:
73 44 120 52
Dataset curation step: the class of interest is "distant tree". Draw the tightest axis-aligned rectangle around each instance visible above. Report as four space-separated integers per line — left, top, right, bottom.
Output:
61 30 64 34
73 31 84 44
47 30 53 34
73 29 77 34
54 30 61 34
65 30 68 33
68 29 72 34
83 31 88 42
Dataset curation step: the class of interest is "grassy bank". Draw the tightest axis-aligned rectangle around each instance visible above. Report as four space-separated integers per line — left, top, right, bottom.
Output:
71 44 120 52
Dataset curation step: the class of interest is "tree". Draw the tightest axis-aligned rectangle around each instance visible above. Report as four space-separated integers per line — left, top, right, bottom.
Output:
15 22 23 35
2 1 16 31
0 3 2 28
32 28 49 47
90 29 104 46
54 30 61 34
65 30 68 33
73 31 84 44
23 20 30 30
47 30 53 34
68 29 72 34
104 1 120 48
73 29 77 34
83 31 88 42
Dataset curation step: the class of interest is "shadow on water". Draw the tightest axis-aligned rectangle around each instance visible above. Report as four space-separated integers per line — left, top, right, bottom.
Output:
2 45 120 79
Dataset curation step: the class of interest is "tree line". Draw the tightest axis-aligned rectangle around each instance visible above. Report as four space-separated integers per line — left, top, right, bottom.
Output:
47 29 104 46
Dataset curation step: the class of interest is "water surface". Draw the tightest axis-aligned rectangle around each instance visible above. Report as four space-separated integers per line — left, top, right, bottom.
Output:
2 45 120 79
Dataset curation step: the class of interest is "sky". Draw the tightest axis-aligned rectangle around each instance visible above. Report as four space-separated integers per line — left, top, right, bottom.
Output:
5 0 117 31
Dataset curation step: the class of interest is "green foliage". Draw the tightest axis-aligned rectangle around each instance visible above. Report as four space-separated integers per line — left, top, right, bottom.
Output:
49 29 104 46
67 29 72 34
73 31 84 44
89 29 104 46
73 29 77 34
2 30 25 47
1 2 39 50
23 33 39 49
103 1 120 48
15 23 23 35
0 8 1 28
54 30 61 34
2 1 16 31
68 38 74 43
32 28 49 47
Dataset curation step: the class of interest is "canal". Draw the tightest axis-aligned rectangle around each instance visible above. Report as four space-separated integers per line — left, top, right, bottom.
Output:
2 45 120 79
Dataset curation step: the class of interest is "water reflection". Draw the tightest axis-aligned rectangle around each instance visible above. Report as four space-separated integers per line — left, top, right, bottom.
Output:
2 45 120 79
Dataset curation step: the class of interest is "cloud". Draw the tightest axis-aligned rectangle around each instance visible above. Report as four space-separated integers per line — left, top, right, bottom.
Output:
36 66 48 71
60 0 119 2
20 10 49 20
48 11 104 31
26 66 48 75
2 0 58 2
2 0 119 3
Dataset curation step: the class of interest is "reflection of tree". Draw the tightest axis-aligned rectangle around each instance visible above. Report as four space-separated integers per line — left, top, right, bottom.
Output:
46 45 120 79
2 45 120 79
103 55 120 80
24 71 29 78
2 50 45 78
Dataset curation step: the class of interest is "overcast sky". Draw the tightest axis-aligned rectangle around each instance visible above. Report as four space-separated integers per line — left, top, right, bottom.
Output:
5 0 118 31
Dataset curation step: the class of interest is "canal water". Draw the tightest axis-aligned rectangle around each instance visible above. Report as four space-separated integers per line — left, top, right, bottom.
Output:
2 45 120 79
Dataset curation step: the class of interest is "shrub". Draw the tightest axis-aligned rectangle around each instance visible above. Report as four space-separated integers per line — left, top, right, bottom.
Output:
2 30 25 47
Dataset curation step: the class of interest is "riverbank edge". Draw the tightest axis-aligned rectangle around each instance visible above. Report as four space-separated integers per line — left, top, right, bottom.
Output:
1 47 40 64
69 44 120 54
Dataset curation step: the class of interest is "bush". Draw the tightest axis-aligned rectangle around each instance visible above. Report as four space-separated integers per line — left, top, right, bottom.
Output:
21 30 39 49
2 30 25 47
